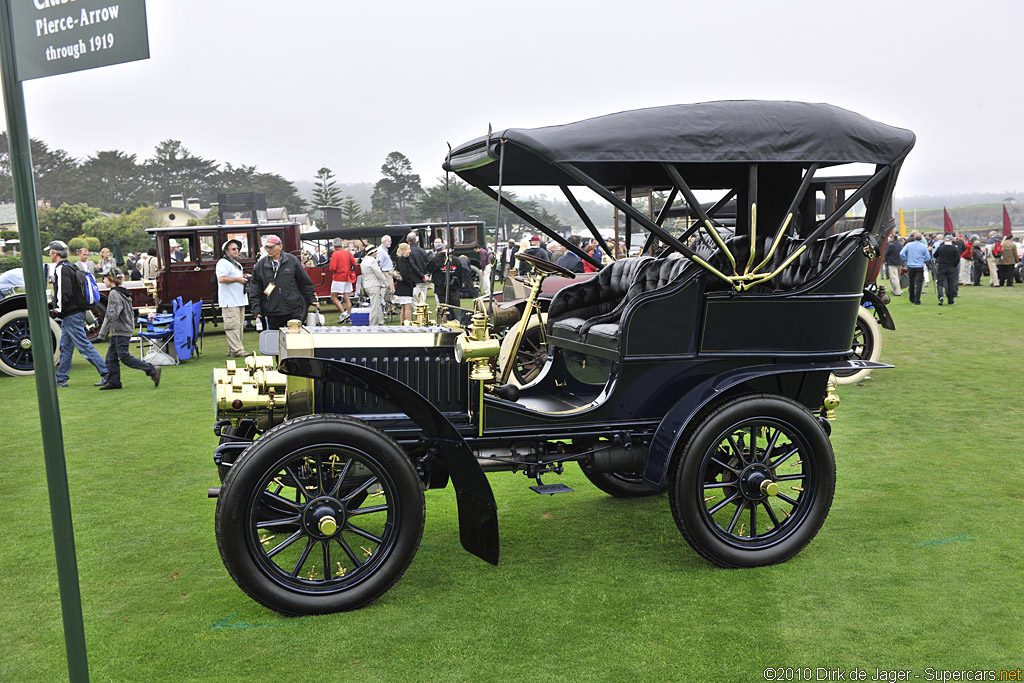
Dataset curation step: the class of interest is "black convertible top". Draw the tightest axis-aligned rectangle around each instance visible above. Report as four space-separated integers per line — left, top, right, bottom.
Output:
445 101 916 187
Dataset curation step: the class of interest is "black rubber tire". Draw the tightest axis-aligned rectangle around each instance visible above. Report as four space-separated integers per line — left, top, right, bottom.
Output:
834 306 881 385
580 467 667 497
669 394 835 568
216 414 425 616
0 309 62 377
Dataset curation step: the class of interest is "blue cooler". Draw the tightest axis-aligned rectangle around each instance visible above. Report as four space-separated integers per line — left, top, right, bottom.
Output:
350 307 370 326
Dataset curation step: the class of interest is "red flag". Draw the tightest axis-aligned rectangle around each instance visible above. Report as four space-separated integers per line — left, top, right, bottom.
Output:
943 207 954 233
1003 204 1013 237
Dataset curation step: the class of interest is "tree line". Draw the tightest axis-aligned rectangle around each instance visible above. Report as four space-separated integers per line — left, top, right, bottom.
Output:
0 134 306 215
0 134 578 256
318 150 569 236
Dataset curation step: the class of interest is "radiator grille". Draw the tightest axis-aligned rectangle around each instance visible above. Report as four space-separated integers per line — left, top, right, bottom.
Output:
316 351 467 415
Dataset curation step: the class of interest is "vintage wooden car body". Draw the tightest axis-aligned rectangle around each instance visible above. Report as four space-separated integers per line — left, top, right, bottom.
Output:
209 101 914 615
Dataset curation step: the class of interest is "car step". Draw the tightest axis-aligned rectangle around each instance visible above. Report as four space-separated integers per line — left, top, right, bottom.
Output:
529 483 574 495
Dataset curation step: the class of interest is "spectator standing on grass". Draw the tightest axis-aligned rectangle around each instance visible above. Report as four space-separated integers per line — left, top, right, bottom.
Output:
427 241 462 320
883 233 903 296
96 268 160 390
328 238 356 323
997 234 1018 287
361 245 388 326
249 234 318 331
985 231 1000 287
407 232 432 305
971 239 986 287
956 234 971 285
75 247 96 276
900 231 930 305
931 234 960 305
216 238 249 357
394 242 415 323
49 240 107 388
97 247 116 275
140 247 160 279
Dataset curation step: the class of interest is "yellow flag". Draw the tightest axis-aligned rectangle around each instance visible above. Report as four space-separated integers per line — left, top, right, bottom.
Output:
899 207 907 238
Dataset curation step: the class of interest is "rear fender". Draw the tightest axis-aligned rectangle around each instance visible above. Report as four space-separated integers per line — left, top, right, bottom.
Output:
643 360 890 488
278 356 499 566
861 289 895 330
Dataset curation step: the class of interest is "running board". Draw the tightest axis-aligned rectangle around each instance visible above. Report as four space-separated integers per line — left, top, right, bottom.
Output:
530 483 574 495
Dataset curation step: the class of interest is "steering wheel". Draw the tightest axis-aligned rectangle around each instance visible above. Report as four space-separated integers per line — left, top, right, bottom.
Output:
514 252 576 279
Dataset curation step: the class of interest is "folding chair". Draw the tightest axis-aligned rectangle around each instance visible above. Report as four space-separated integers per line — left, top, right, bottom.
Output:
139 314 177 366
192 301 204 357
173 300 194 362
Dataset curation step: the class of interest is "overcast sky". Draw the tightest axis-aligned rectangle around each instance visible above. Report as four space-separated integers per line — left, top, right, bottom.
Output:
4 0 1021 200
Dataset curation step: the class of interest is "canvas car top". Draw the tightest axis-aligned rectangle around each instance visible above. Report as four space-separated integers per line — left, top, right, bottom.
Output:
444 101 917 187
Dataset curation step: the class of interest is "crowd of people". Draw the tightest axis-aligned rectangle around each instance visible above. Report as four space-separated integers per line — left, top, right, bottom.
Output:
885 230 1021 305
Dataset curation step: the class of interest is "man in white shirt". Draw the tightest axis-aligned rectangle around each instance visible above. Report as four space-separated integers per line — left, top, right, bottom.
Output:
216 239 249 357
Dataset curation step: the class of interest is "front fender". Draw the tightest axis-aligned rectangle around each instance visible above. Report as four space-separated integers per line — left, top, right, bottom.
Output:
278 356 499 565
861 289 895 330
643 360 891 488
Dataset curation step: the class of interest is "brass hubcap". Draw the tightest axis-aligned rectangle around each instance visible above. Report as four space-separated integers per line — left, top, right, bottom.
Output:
318 515 337 536
760 479 779 497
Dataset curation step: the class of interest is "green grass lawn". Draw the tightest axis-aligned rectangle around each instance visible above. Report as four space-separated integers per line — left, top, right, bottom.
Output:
1 286 1022 681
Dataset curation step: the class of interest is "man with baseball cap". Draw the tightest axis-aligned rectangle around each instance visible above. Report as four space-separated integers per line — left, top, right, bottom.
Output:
48 240 108 387
248 234 318 330
217 238 249 356
518 234 552 276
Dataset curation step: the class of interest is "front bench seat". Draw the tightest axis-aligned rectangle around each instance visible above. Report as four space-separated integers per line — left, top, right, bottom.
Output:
582 257 697 351
548 256 649 341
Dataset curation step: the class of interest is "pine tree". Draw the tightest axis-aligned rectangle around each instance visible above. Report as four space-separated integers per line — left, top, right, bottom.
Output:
313 167 342 208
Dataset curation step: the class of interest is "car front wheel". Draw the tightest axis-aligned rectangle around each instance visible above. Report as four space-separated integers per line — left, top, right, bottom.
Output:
216 415 425 616
669 394 835 568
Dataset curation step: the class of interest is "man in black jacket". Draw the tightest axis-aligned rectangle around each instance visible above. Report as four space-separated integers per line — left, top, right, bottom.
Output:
427 241 462 320
248 234 318 330
407 232 432 305
518 235 551 276
555 235 586 273
932 234 960 305
883 233 903 296
49 240 107 388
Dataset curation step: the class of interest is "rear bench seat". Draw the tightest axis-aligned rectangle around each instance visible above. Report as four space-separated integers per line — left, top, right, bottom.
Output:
547 228 867 351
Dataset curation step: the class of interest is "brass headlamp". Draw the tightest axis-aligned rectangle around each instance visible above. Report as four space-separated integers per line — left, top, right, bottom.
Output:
455 312 499 382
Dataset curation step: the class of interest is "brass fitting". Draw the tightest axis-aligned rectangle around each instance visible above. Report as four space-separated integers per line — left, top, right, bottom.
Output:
412 303 431 326
213 356 288 427
822 373 840 421
455 312 499 382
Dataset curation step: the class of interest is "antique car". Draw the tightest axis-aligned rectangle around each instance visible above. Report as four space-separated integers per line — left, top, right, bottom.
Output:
209 101 914 616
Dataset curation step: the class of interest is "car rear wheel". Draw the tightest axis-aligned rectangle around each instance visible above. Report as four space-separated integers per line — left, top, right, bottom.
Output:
0 309 62 377
216 414 425 616
580 468 667 497
669 394 835 568
833 306 881 385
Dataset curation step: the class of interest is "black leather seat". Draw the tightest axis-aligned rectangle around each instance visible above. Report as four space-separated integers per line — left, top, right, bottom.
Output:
547 228 866 351
704 228 866 292
548 257 649 342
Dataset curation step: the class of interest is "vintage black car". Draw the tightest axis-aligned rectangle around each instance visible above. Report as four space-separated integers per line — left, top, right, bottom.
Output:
209 101 914 616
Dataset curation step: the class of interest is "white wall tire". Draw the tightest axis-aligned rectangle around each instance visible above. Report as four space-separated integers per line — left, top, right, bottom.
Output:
497 314 547 387
834 307 882 385
0 309 61 377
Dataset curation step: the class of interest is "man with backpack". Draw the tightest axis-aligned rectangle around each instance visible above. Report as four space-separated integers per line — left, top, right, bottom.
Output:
48 240 107 388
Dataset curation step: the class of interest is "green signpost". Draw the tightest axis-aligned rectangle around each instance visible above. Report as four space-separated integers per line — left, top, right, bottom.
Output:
10 0 149 80
0 2 149 680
